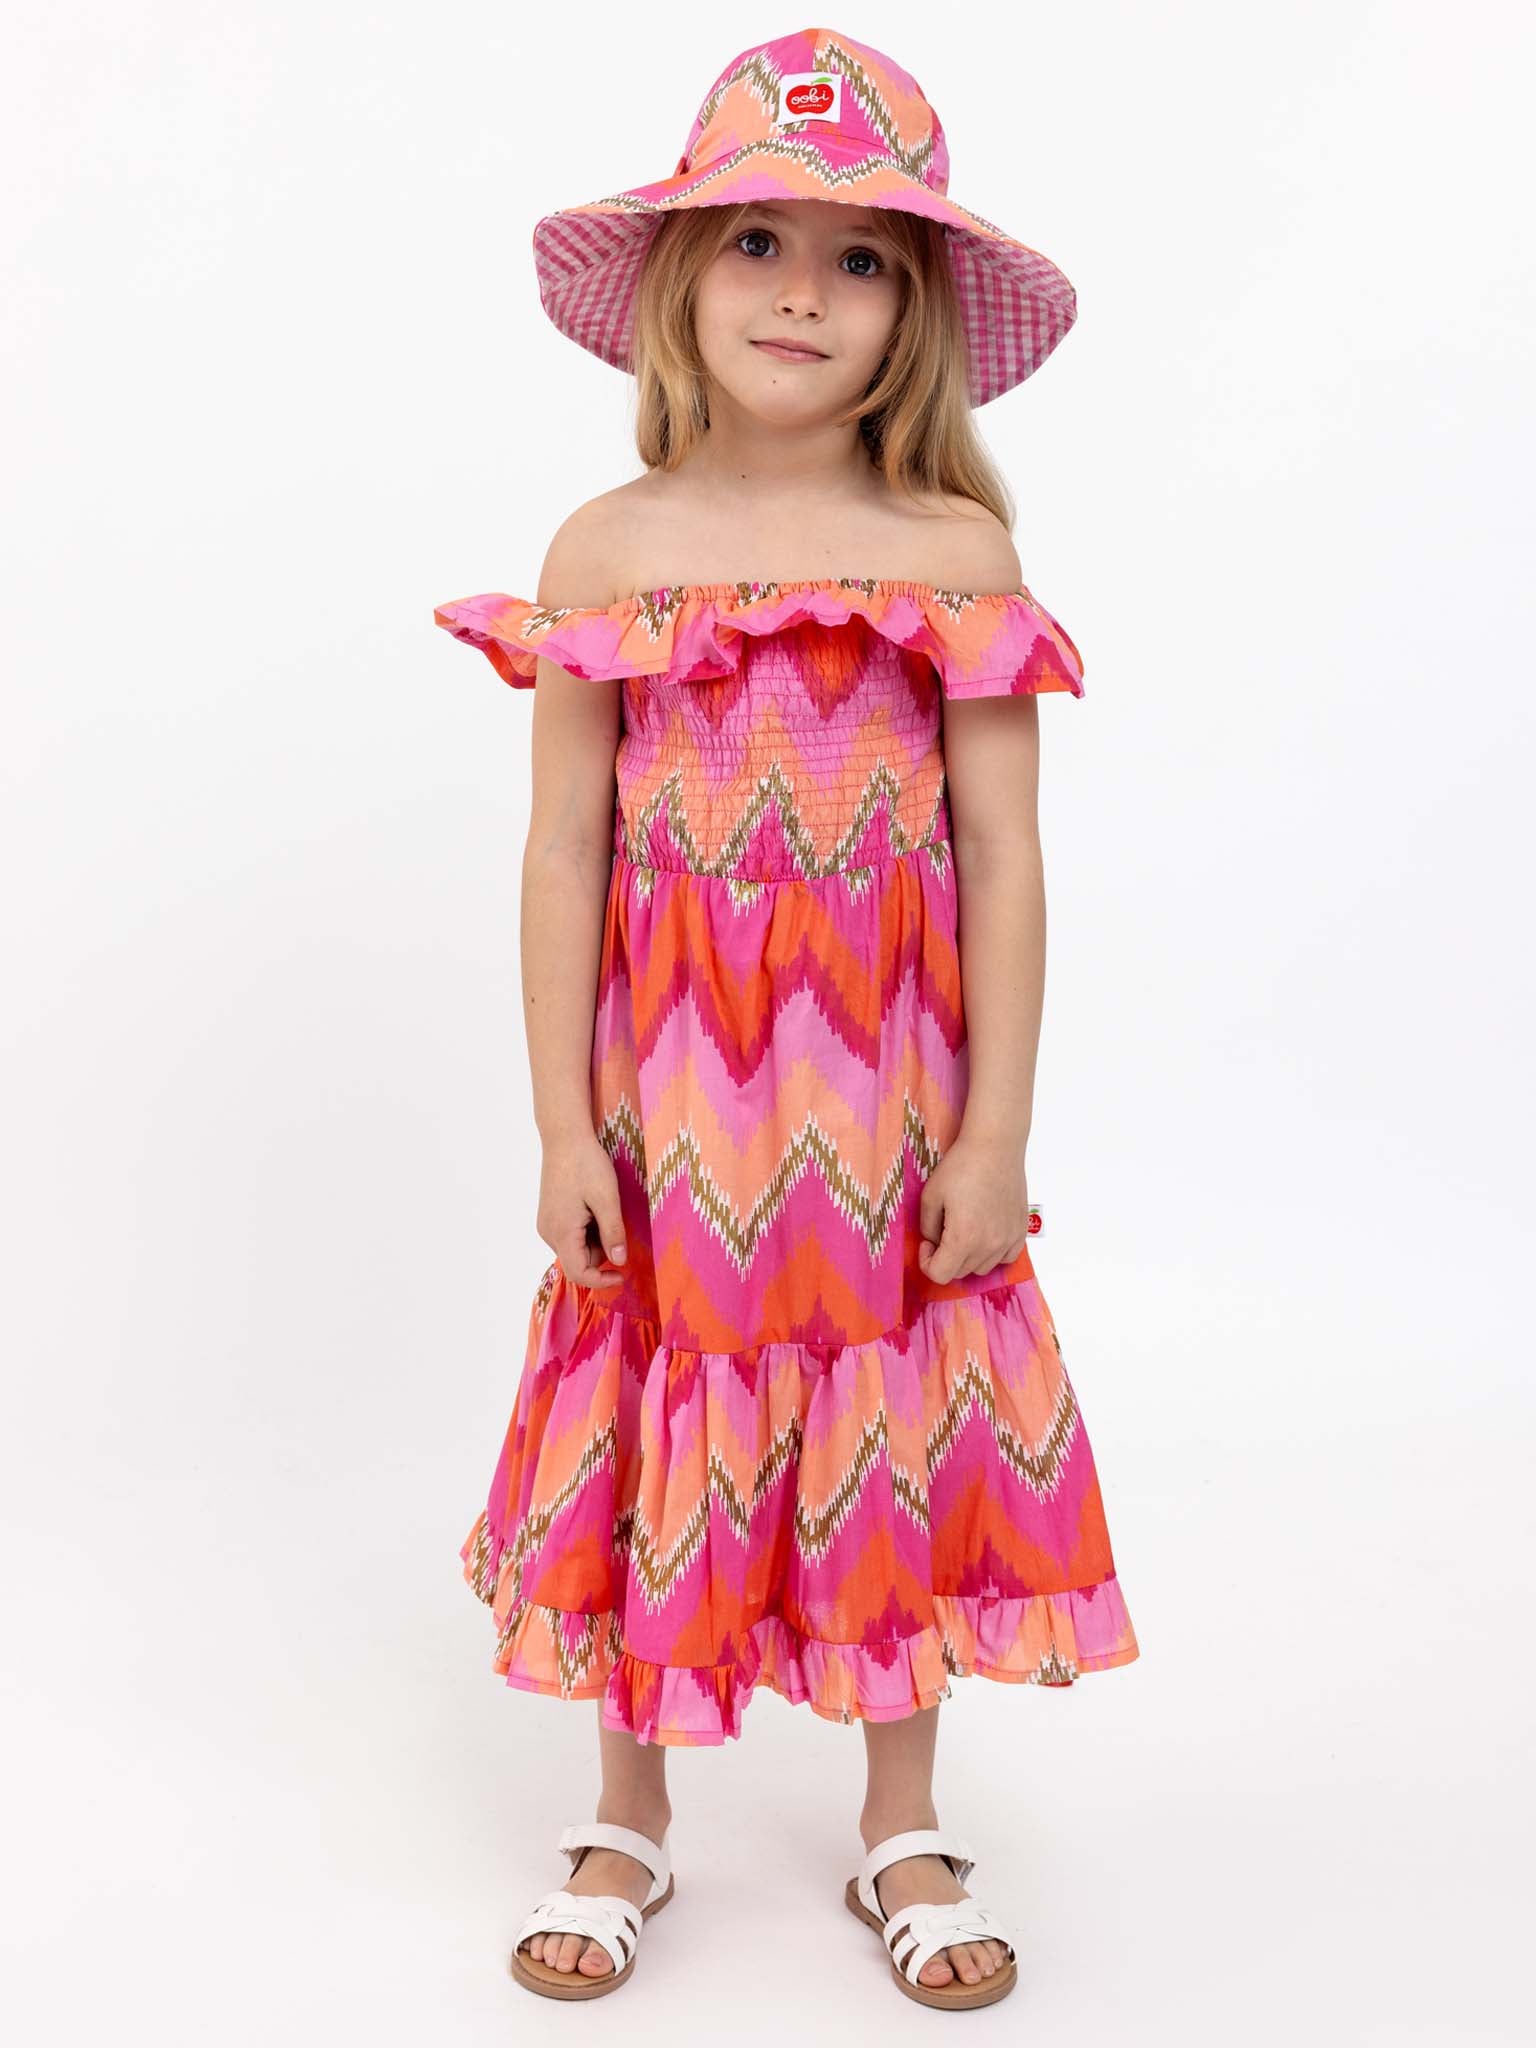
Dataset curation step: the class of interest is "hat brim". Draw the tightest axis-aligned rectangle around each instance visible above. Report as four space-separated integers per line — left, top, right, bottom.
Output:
532 132 1076 407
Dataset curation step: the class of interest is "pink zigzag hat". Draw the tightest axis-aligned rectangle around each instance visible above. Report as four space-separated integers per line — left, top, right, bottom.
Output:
532 25 1078 408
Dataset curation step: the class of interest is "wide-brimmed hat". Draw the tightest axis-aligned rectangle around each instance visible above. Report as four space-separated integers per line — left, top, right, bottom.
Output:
531 26 1077 408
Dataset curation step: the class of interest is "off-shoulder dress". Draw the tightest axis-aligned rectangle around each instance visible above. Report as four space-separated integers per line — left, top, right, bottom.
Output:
432 575 1139 1746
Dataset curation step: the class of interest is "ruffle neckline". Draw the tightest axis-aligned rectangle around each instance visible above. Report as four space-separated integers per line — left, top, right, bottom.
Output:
432 576 1085 700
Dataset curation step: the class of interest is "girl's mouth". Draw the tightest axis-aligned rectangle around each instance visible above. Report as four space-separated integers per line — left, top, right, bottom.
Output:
751 340 829 363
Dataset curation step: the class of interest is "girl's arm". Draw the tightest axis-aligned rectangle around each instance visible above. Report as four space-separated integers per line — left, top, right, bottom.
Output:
520 518 627 1287
920 686 1047 1285
943 688 1047 1155
902 502 1050 1282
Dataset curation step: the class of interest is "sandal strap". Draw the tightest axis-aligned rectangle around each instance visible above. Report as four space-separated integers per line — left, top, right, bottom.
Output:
515 1889 642 1977
557 1821 671 1897
859 1827 977 1898
883 1898 1016 1985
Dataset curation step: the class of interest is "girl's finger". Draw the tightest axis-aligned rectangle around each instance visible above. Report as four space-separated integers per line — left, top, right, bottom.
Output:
586 1180 627 1265
560 1223 621 1289
922 1228 969 1284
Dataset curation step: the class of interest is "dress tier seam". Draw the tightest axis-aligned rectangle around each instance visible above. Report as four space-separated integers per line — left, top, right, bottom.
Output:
610 840 951 882
522 1266 1038 1360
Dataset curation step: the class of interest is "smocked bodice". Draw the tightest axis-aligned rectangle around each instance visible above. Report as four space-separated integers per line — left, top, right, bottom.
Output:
614 618 949 880
434 577 1084 884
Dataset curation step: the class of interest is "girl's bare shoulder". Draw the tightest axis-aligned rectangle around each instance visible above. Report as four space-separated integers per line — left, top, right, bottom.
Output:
536 477 1021 601
536 477 666 610
540 471 684 606
890 488 1023 592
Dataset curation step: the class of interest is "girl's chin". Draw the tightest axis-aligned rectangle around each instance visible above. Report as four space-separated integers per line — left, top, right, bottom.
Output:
710 371 857 419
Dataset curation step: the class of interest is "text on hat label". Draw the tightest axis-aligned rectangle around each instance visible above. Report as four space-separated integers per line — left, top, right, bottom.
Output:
775 72 842 126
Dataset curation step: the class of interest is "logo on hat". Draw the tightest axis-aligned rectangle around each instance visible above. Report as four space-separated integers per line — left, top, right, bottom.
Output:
775 71 841 124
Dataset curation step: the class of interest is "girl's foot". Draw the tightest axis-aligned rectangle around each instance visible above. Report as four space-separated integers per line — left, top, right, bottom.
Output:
859 1813 1011 1990
520 1804 673 1981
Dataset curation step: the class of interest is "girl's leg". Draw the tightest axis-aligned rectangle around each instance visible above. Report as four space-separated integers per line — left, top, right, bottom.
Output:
522 1703 675 1979
859 1704 1010 1988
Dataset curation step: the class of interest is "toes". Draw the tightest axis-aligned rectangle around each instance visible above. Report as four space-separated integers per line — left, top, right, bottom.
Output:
914 1939 1010 1987
519 1930 614 1978
955 1941 1001 1983
951 1942 984 1983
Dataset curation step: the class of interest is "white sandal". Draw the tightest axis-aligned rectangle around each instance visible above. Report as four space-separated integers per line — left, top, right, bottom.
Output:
845 1827 1018 2009
509 1821 675 1999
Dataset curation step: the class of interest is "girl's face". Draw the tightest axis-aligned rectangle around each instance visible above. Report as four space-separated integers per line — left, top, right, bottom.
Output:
692 198 903 426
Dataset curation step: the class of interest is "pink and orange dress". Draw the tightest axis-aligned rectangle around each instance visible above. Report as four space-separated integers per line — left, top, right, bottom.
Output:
432 575 1139 1746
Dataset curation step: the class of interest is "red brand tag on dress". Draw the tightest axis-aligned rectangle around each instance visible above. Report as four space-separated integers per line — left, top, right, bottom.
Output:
775 72 842 124
1026 1206 1043 1236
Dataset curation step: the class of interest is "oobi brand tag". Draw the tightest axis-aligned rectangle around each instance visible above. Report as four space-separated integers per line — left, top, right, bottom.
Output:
775 71 842 124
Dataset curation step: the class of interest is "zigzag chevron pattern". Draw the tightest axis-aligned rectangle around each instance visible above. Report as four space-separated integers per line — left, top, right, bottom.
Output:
443 582 1137 1743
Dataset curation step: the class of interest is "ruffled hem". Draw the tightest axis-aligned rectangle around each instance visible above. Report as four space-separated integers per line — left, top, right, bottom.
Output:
459 1519 1137 1746
456 1268 1137 1744
432 576 1084 701
456 1261 1146 1744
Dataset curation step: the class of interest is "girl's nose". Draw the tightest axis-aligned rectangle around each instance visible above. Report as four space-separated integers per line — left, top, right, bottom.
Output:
775 265 827 320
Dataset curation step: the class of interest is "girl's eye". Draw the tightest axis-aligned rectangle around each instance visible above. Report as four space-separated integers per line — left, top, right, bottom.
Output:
733 229 885 277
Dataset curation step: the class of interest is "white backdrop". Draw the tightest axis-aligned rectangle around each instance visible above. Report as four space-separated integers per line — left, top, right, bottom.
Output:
5 4 1533 2042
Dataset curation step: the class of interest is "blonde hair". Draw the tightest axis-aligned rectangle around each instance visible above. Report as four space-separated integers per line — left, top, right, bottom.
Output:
630 203 1016 529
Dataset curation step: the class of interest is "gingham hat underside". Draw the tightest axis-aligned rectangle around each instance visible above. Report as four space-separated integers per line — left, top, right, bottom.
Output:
531 29 1077 408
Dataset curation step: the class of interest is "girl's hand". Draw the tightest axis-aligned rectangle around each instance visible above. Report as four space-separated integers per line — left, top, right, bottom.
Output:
537 1130 628 1290
917 1130 1032 1286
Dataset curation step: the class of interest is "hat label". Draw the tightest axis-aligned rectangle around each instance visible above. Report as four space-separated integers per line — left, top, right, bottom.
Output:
776 72 842 125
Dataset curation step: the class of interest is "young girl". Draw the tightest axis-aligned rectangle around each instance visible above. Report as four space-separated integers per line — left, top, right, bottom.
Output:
434 26 1138 2013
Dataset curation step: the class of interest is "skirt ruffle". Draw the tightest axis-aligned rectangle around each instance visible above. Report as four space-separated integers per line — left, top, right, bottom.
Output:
458 1263 1137 1746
